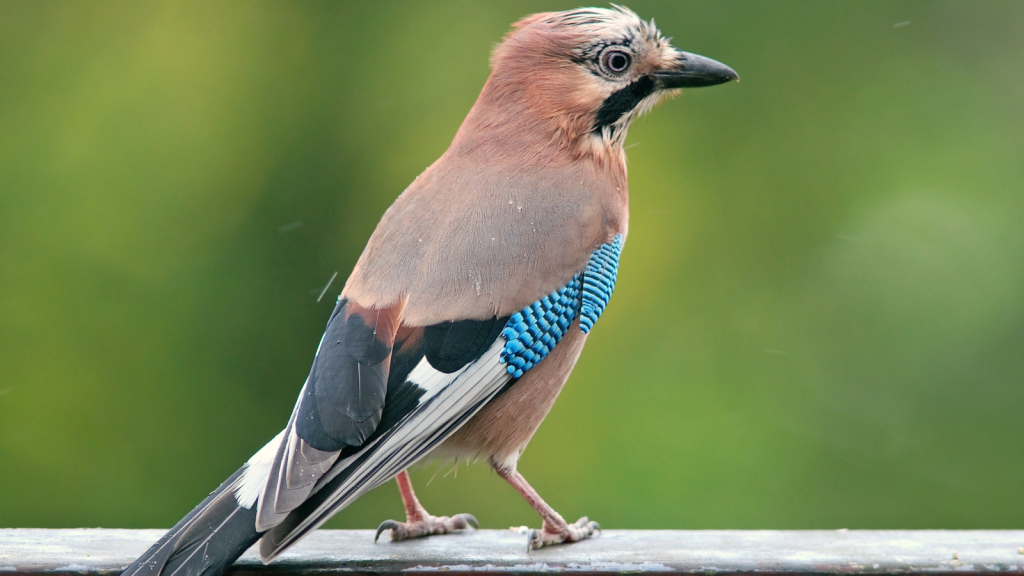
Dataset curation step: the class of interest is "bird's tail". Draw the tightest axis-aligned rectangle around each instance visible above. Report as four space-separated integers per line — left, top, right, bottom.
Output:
121 466 261 576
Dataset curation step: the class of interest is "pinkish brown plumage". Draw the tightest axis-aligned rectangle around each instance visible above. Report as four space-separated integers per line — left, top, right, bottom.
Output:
122 7 737 576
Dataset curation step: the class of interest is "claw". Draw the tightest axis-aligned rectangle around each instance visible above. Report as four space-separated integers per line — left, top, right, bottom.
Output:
375 519 399 543
375 512 479 542
455 513 479 529
527 528 541 552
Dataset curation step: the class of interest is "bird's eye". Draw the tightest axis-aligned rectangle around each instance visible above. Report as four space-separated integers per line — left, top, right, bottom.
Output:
601 49 632 74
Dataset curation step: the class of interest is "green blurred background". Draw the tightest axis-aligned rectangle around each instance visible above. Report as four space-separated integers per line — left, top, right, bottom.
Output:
2 1 1023 531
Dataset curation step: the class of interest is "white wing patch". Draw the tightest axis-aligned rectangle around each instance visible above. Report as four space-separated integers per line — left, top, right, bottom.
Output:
234 429 286 509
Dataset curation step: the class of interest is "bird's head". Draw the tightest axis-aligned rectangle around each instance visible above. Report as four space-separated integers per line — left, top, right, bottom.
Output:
457 6 737 164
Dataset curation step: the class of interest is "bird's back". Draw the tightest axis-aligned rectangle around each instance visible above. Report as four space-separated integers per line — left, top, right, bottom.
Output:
343 112 629 328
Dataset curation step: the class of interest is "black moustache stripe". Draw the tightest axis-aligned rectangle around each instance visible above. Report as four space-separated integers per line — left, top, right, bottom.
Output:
592 74 656 132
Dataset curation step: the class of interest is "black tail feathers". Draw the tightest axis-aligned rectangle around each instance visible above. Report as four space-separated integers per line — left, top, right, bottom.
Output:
121 466 262 576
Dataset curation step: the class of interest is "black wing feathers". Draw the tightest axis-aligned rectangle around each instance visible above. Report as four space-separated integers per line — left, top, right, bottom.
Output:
423 316 509 373
296 299 391 451
388 328 426 392
336 328 427 460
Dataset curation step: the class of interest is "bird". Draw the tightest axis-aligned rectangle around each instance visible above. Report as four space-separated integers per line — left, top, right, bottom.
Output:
121 6 737 576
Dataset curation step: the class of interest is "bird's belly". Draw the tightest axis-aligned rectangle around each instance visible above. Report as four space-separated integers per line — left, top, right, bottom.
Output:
434 320 588 471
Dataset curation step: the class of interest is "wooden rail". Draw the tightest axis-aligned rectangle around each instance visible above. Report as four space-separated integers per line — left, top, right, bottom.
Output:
3 529 1024 575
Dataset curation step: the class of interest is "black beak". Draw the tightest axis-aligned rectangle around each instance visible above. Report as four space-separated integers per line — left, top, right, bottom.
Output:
654 50 739 89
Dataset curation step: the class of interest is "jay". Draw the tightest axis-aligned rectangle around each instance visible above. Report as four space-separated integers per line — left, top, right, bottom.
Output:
122 7 736 576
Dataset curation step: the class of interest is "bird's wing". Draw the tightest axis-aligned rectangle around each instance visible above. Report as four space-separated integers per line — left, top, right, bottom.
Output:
246 309 515 560
258 319 514 560
252 298 401 532
245 234 625 561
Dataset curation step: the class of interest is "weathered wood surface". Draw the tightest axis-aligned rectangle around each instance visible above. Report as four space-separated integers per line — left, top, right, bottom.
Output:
3 529 1024 575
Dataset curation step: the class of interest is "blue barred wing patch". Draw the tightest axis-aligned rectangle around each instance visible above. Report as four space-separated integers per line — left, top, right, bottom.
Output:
580 234 624 333
499 279 582 378
500 234 623 378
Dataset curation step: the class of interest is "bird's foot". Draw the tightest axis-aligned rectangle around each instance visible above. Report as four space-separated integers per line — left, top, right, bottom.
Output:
527 517 600 550
375 512 479 542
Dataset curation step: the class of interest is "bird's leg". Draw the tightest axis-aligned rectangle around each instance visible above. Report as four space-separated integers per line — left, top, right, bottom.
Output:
493 463 600 550
374 470 478 542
